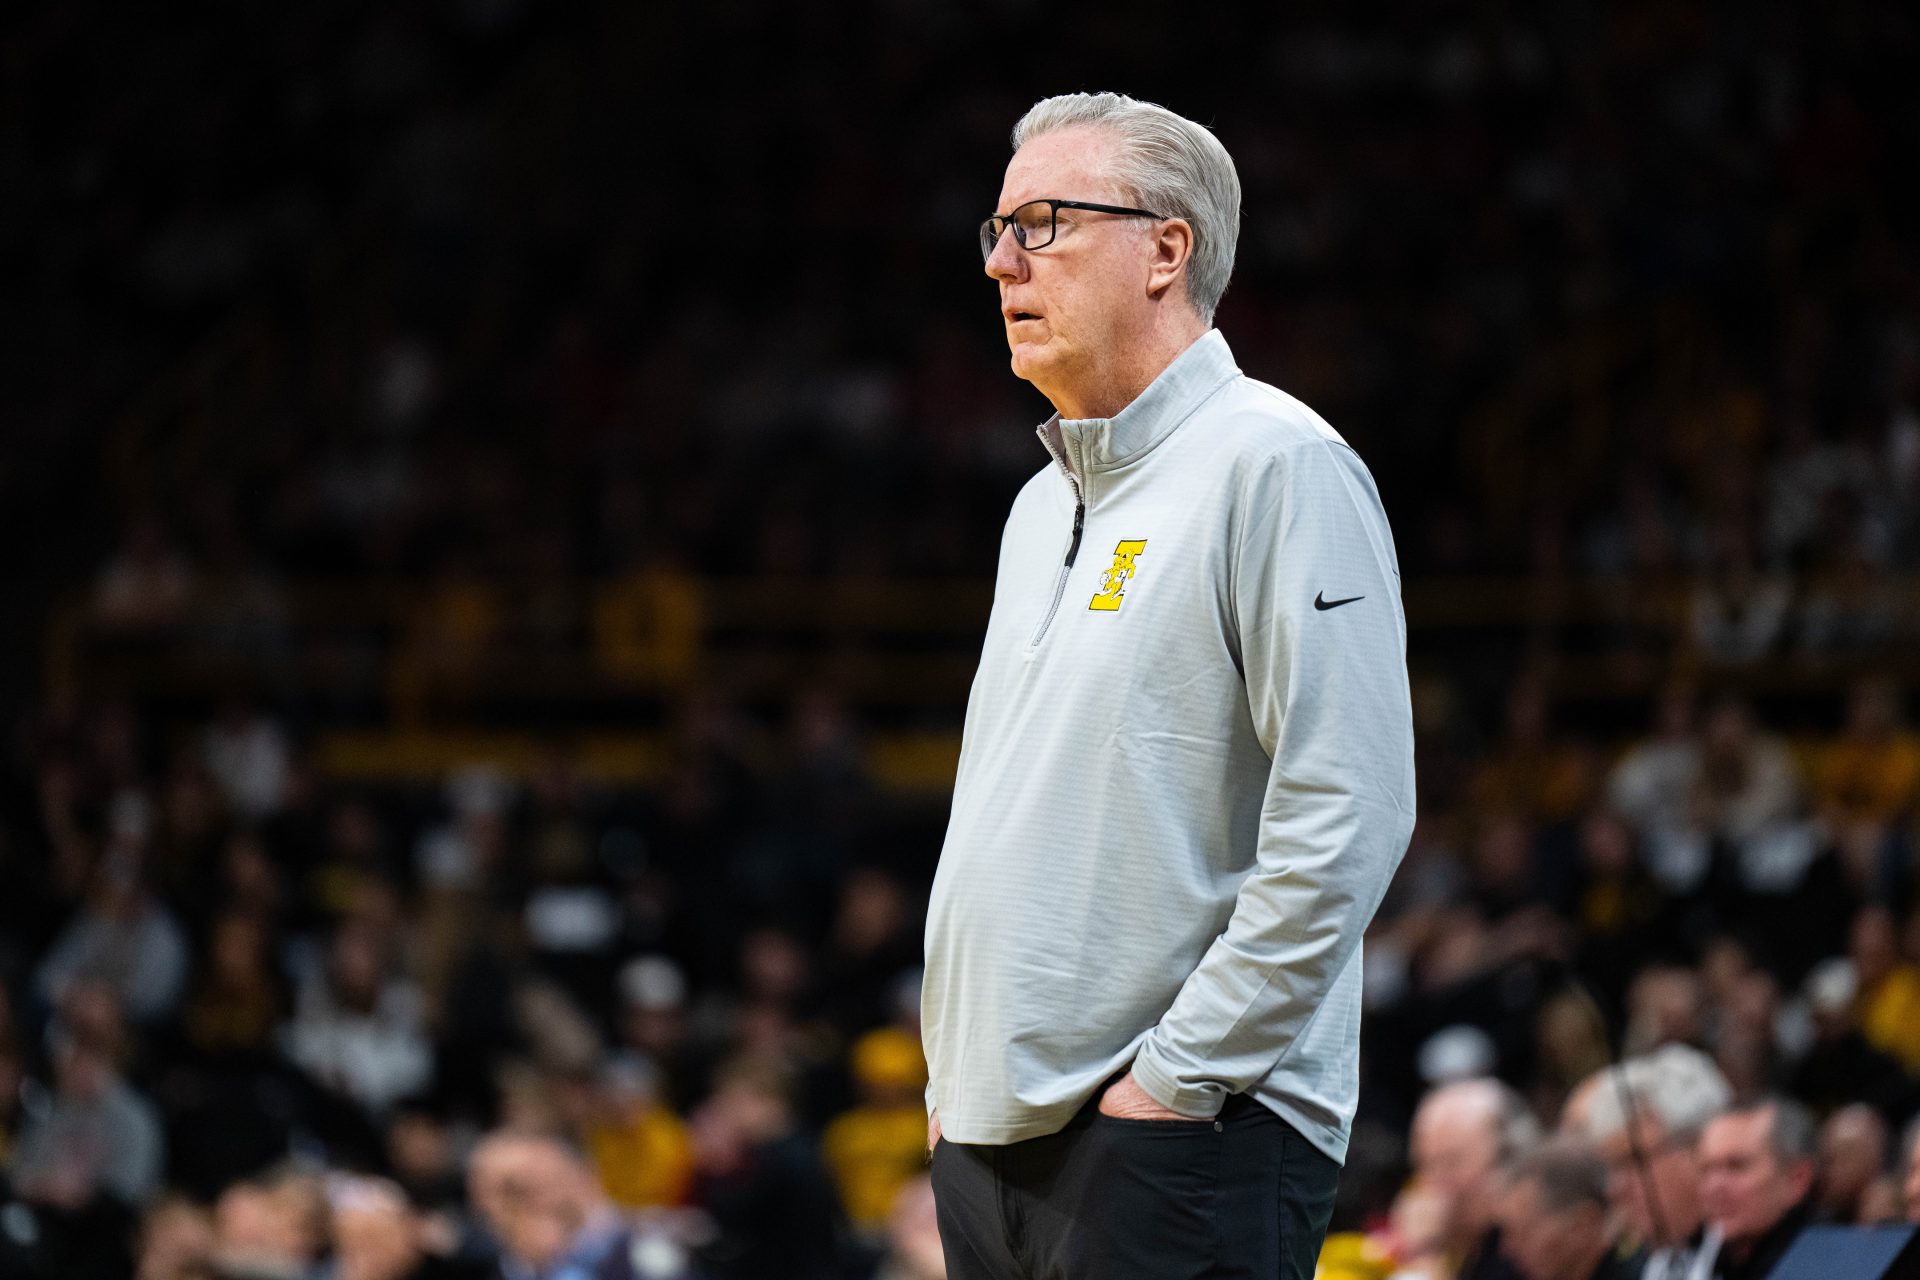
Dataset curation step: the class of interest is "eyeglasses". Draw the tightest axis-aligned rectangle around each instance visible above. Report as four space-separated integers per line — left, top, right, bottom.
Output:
979 198 1164 262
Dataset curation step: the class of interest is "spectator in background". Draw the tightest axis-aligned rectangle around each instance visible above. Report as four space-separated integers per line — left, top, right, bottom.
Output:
1787 958 1916 1120
12 993 164 1210
616 955 695 1107
1692 698 1804 872
1688 524 1790 664
1816 1104 1889 1225
93 517 194 634
1850 905 1920 1072
1470 678 1595 827
330 1174 480 1280
580 1054 695 1212
180 912 287 1062
1811 680 1920 834
1584 1044 1731 1280
873 1176 946 1280
280 923 433 1117
1696 1098 1817 1280
822 1027 930 1243
36 858 190 1026
1409 1077 1540 1279
1606 683 1703 895
468 1131 679 1280
135 1195 215 1280
202 701 292 822
688 1054 842 1279
209 1165 330 1280
1498 1141 1639 1280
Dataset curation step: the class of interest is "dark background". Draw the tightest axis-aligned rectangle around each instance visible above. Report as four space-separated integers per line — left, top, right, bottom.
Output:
3 1 1920 1276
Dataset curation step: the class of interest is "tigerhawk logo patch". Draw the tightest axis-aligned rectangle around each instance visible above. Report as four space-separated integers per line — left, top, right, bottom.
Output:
1089 539 1148 612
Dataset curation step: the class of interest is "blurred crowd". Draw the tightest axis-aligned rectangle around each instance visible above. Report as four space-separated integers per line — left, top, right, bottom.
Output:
13 2 1920 636
1 690 939 1279
9 0 1920 1277
7 669 1920 1276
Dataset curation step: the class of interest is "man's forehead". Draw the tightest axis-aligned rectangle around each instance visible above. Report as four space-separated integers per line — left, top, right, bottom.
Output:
998 126 1119 208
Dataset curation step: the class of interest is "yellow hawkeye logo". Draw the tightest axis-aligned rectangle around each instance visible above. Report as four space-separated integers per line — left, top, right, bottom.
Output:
1089 539 1148 612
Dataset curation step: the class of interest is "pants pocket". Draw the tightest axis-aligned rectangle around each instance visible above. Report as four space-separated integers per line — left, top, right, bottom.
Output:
1059 1116 1223 1278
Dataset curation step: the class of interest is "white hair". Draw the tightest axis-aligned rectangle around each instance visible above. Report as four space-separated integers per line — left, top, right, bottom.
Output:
1585 1044 1732 1146
1011 92 1242 325
1417 1076 1543 1166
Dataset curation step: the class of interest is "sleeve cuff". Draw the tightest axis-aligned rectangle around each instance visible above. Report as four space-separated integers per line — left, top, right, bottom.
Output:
1129 1043 1226 1119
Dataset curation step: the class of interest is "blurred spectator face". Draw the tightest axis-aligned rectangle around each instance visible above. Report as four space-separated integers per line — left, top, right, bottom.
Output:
330 1179 423 1280
1625 967 1704 1052
1817 1105 1887 1220
1409 1083 1506 1243
209 913 268 987
740 928 809 1002
386 1110 454 1193
1851 906 1901 989
1498 1176 1609 1280
137 1196 215 1280
983 126 1182 403
330 926 388 1010
213 1180 325 1277
834 868 907 954
468 1136 592 1270
51 1030 115 1102
1597 1114 1702 1248
1576 811 1634 877
1699 1106 1814 1247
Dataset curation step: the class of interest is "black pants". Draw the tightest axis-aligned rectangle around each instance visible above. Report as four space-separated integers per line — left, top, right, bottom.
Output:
930 1091 1341 1279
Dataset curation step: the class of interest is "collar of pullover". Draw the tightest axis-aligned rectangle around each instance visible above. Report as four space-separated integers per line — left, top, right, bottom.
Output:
1036 329 1240 488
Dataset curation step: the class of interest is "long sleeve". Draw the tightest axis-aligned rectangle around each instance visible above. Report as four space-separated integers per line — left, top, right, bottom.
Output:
1129 435 1415 1118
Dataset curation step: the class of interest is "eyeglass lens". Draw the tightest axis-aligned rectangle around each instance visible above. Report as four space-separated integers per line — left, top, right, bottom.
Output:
979 202 1057 261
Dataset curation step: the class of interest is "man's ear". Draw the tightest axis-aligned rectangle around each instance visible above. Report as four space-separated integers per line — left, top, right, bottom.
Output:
1145 217 1194 302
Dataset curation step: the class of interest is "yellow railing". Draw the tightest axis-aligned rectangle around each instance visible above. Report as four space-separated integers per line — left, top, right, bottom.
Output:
43 572 1920 790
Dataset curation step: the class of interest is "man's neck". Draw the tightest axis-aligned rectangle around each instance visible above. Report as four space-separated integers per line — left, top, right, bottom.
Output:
1048 316 1208 421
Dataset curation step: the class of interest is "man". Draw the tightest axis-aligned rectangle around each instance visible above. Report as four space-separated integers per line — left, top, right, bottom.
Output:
1410 1079 1540 1280
1815 1102 1887 1223
921 91 1416 1279
467 1132 678 1280
1499 1142 1640 1280
1584 1044 1731 1280
1696 1098 1816 1280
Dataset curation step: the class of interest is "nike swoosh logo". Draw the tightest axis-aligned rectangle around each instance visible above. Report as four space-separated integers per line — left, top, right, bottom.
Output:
1314 592 1364 611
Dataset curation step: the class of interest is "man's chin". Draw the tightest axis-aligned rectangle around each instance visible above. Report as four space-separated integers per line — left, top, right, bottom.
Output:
1008 341 1058 385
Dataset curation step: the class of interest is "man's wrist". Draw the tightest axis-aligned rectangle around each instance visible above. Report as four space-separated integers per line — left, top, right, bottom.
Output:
1129 1047 1225 1120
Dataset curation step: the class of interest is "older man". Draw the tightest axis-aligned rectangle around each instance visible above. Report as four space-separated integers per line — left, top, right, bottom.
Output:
1696 1098 1816 1280
467 1133 675 1280
922 91 1416 1279
1499 1142 1640 1280
1584 1044 1731 1280
1411 1078 1540 1280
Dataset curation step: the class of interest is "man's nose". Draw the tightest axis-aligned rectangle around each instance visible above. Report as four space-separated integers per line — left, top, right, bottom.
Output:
984 225 1027 283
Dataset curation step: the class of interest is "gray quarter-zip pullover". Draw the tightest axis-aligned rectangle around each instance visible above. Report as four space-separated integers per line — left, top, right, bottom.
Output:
922 330 1415 1162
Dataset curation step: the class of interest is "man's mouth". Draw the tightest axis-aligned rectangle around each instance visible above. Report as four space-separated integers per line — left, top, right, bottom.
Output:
1009 311 1040 323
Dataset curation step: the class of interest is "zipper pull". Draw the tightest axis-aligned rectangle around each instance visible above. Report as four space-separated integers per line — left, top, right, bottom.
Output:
1065 501 1085 569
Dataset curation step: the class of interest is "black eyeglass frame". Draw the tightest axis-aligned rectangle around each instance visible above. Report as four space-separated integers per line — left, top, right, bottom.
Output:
979 198 1166 262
